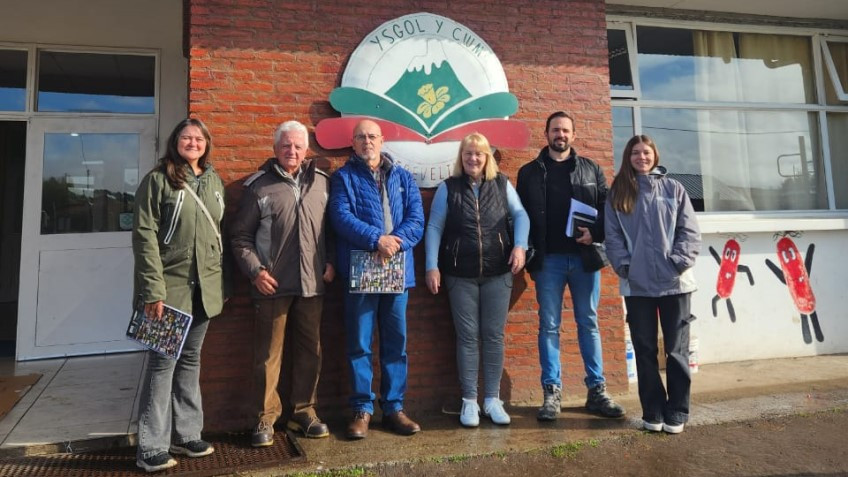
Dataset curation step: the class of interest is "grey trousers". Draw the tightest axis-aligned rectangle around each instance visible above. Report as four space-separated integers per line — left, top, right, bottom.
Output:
445 272 512 399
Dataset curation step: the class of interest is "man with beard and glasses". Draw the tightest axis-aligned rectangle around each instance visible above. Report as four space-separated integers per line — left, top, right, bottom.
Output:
516 111 625 422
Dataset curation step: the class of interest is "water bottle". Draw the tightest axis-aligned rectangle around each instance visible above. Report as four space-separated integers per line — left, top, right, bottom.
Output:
625 329 637 383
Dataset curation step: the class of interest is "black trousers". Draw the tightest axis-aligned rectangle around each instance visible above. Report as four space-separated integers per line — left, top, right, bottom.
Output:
625 293 694 425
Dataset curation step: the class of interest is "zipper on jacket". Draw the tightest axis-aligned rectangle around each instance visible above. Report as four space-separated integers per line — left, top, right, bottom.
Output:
163 190 185 245
498 232 505 256
475 195 483 277
214 191 224 222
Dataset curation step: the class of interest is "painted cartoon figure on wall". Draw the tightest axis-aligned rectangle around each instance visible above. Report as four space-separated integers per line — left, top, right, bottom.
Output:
764 233 823 344
708 238 754 322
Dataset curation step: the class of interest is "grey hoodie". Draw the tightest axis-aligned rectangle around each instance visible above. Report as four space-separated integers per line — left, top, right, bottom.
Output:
604 166 701 297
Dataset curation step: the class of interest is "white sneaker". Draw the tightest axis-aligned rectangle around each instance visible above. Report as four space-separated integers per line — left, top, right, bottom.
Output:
642 420 663 432
663 421 685 434
483 398 511 425
460 399 480 427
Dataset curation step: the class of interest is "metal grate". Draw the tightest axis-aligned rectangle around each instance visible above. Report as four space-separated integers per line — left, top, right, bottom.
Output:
0 430 303 477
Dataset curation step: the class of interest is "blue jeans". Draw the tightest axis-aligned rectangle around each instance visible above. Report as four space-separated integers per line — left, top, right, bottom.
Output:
344 290 409 415
531 253 604 389
137 311 210 460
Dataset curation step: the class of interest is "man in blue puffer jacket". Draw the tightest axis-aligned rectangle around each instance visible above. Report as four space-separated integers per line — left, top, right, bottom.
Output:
329 119 424 440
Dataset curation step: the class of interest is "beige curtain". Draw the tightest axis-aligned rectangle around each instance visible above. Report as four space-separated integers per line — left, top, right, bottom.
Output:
692 31 821 211
827 42 848 208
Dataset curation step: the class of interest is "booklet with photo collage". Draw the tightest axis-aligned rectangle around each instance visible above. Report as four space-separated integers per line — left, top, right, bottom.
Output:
126 299 193 360
349 249 405 294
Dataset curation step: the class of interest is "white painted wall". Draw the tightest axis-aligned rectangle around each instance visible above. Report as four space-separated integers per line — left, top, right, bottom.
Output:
690 229 848 364
0 0 187 138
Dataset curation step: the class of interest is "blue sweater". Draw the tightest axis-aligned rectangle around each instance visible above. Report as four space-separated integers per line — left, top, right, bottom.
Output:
329 153 424 289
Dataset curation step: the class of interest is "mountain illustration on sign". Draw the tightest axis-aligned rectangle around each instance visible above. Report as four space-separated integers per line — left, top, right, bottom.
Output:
384 61 470 127
316 22 531 152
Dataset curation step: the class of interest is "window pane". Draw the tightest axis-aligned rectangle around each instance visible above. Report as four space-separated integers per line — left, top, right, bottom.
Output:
41 133 139 234
824 41 848 106
37 52 155 114
637 27 815 103
828 113 848 208
612 106 633 170
608 29 633 91
642 108 825 212
0 49 27 111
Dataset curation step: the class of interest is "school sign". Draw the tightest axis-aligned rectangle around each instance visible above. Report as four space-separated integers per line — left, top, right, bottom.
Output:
315 12 529 187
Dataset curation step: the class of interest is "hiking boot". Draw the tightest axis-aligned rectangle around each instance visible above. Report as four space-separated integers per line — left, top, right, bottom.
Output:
169 440 214 457
287 413 330 438
585 383 626 418
136 452 177 473
483 398 511 425
251 421 274 447
537 384 562 421
346 411 371 440
383 410 421 435
460 399 480 428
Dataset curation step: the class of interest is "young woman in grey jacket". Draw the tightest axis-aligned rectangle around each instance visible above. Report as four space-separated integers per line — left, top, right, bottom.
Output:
604 135 701 435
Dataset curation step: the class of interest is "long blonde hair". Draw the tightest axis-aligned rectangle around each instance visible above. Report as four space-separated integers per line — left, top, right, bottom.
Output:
452 132 499 181
609 135 659 214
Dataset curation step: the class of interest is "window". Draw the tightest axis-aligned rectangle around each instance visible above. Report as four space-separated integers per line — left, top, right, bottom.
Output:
0 49 27 111
609 22 848 213
40 132 140 234
37 51 155 114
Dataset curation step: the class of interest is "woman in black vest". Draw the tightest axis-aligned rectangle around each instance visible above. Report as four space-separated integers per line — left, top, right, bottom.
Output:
425 133 529 427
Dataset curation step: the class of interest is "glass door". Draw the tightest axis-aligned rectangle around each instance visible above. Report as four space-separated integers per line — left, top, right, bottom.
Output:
17 117 156 359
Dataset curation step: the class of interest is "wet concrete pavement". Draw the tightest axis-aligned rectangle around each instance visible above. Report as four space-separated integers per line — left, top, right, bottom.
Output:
254 355 848 476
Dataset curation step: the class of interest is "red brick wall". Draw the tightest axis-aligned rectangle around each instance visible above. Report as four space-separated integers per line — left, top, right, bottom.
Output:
187 0 623 431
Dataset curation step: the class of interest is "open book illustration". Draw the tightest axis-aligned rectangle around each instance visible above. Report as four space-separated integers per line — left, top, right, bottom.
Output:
566 198 598 238
349 250 405 294
127 303 193 360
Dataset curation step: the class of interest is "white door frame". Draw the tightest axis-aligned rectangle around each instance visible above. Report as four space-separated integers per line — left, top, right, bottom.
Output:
17 116 157 360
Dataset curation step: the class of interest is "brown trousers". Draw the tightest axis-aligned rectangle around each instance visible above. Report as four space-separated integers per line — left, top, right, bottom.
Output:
253 295 323 424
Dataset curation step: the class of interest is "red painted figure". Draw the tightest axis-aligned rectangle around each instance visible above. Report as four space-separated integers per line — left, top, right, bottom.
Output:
709 239 754 322
765 237 823 344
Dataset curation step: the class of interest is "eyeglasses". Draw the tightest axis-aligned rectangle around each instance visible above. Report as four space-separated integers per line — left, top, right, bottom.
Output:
354 133 382 142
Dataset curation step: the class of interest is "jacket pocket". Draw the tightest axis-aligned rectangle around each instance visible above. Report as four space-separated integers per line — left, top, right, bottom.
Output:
163 190 185 245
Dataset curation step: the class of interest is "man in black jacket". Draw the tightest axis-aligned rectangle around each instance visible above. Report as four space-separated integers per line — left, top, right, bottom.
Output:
516 111 625 421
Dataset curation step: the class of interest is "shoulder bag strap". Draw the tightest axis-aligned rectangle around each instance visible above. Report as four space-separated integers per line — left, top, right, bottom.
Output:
183 184 223 252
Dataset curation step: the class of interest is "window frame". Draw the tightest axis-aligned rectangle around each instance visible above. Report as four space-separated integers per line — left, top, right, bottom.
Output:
821 36 848 102
607 16 848 231
0 42 159 119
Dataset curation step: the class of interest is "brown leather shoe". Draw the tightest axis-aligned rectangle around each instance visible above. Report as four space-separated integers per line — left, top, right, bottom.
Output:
383 410 421 436
346 411 371 440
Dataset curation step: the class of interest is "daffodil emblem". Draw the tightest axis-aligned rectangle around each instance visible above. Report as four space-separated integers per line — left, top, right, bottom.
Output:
416 83 450 119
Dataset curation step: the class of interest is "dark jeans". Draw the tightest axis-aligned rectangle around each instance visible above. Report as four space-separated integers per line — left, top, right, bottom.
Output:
625 293 694 425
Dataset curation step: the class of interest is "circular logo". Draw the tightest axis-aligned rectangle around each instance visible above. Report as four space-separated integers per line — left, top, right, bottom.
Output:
316 12 528 187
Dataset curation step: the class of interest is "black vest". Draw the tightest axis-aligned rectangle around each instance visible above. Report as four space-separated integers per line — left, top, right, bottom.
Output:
438 173 513 278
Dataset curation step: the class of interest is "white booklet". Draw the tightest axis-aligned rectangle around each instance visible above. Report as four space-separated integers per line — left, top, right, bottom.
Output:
565 198 598 238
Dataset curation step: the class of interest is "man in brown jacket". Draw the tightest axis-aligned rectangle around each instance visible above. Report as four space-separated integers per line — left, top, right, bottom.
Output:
231 120 334 446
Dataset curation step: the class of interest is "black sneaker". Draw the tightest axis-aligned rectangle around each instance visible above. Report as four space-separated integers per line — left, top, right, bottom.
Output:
169 440 214 457
251 421 274 447
136 452 177 473
585 383 626 418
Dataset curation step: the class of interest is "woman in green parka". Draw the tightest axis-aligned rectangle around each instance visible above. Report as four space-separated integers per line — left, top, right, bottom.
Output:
132 118 225 473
